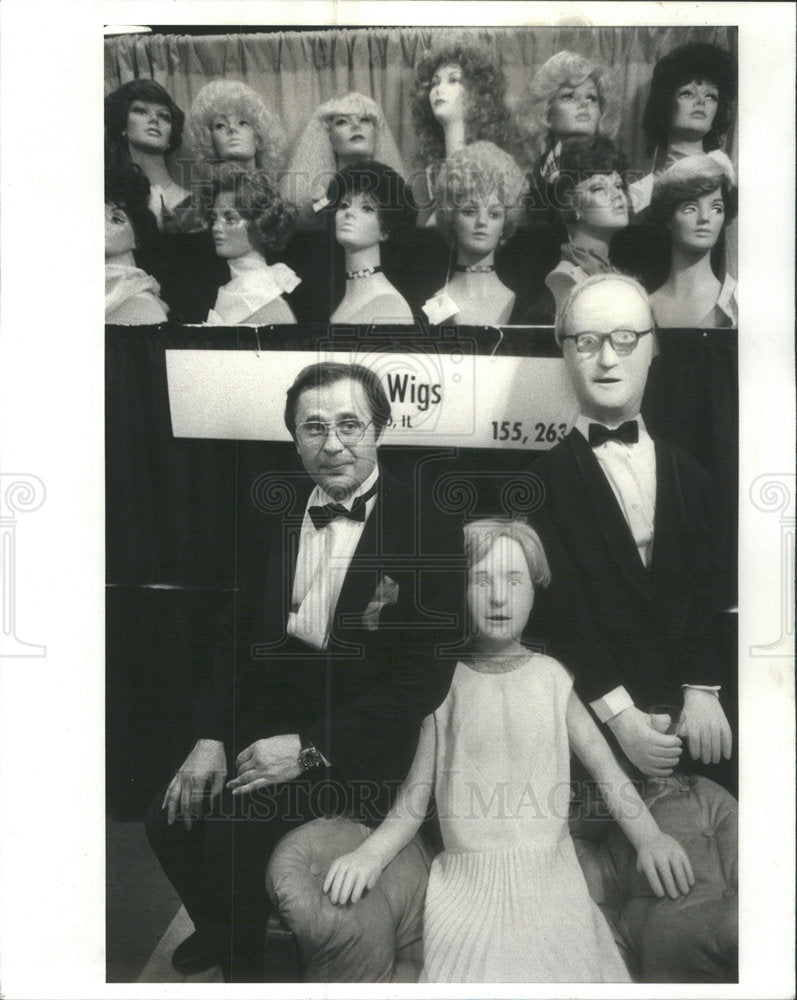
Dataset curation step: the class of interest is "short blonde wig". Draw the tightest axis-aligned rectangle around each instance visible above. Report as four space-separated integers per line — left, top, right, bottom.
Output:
434 141 527 244
186 80 287 177
514 50 621 167
464 517 552 588
650 153 737 226
280 92 405 219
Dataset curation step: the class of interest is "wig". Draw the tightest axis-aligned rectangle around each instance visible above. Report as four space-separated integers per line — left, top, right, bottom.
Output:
642 43 737 157
514 51 621 167
105 78 185 159
282 92 405 217
549 135 630 222
554 272 651 346
105 163 160 251
284 361 392 438
210 165 296 255
434 141 527 245
463 517 551 589
186 80 287 176
411 35 512 168
649 153 738 227
323 161 417 243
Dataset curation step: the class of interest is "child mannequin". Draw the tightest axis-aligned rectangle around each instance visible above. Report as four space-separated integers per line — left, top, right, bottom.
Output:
324 518 693 983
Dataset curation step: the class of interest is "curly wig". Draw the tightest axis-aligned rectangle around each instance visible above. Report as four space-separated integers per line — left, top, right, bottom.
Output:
186 80 287 176
463 517 551 589
514 50 621 168
434 141 527 245
105 163 160 251
210 164 296 255
649 153 738 227
281 92 405 219
105 78 185 158
642 43 737 157
411 35 512 168
323 160 417 244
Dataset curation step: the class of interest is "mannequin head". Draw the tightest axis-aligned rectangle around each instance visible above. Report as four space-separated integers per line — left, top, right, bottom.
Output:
552 136 629 236
325 161 416 250
650 153 737 253
435 141 526 252
642 43 737 157
209 166 296 258
514 51 621 166
411 36 511 166
104 164 159 258
187 80 286 175
105 79 185 161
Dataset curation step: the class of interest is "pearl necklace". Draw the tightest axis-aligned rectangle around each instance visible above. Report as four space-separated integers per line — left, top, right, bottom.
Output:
454 263 496 274
346 265 383 280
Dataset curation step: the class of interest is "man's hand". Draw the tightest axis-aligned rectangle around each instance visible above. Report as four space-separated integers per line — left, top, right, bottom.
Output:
226 734 303 796
323 844 386 906
682 689 732 764
636 831 695 899
162 739 227 830
607 705 682 776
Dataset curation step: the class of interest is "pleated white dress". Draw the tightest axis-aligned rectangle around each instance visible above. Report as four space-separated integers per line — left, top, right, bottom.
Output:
421 654 631 983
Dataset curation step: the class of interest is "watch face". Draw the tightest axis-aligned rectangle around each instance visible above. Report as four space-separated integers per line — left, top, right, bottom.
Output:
301 746 323 769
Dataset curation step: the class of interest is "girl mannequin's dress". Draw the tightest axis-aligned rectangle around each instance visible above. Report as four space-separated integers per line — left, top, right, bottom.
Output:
421 653 631 983
105 260 169 324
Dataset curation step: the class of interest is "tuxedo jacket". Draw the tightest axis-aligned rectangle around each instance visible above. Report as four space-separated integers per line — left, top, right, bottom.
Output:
529 429 720 711
196 467 466 799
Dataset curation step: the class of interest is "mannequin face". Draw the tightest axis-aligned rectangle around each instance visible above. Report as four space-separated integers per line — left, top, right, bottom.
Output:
453 194 506 258
125 100 173 153
210 113 258 162
571 171 628 233
670 77 719 139
429 63 468 125
468 535 535 651
668 186 725 251
547 79 600 139
328 113 377 162
562 279 655 424
105 202 136 258
335 191 386 251
210 191 254 259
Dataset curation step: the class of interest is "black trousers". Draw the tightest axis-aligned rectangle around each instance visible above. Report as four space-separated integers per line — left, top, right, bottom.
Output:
145 773 333 982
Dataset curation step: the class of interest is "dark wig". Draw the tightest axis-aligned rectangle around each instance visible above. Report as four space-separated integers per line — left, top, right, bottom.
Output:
324 161 417 242
411 36 511 168
105 78 185 158
548 135 629 220
642 43 737 157
105 163 159 250
284 361 392 438
211 164 297 255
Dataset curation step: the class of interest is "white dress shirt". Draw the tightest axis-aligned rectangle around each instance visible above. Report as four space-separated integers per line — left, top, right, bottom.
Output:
574 416 718 722
287 466 379 651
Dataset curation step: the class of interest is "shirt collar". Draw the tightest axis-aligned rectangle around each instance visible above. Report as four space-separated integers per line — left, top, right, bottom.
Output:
308 464 380 512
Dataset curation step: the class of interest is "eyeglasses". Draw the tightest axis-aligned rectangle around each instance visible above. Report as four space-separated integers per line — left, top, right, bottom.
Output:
561 328 654 356
295 418 372 447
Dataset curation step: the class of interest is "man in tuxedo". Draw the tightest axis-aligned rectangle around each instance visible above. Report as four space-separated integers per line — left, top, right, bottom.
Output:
530 273 732 779
146 361 465 981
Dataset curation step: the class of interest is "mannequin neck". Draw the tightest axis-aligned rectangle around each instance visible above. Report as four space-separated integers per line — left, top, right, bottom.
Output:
668 243 718 285
344 244 382 275
107 250 137 269
568 224 612 259
455 246 497 270
128 146 174 188
442 119 466 157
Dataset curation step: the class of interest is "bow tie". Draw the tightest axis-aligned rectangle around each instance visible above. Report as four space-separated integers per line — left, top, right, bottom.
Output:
308 482 378 530
588 420 639 447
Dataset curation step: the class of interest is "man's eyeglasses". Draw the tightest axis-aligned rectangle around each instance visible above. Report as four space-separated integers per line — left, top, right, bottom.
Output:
561 328 654 356
296 418 372 446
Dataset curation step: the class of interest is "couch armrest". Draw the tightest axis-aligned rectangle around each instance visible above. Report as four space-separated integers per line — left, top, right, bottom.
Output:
266 816 432 983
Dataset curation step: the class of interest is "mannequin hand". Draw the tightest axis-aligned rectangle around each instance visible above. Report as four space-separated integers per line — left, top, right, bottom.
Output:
227 734 302 795
682 689 732 764
636 831 695 898
323 845 385 906
607 706 682 776
162 739 227 830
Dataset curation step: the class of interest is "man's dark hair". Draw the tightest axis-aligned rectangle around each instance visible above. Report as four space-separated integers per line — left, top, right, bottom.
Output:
284 362 392 438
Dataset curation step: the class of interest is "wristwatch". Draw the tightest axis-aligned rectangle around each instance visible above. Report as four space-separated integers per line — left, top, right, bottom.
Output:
298 734 323 771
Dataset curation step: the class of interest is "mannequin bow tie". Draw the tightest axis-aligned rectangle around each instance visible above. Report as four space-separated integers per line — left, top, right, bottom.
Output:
308 482 378 530
588 420 639 447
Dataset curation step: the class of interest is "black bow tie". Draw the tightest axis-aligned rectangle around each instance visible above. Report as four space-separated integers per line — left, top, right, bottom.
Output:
308 482 378 530
588 420 639 447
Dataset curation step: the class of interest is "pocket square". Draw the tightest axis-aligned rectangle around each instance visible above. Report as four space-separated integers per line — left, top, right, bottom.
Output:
362 574 399 631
